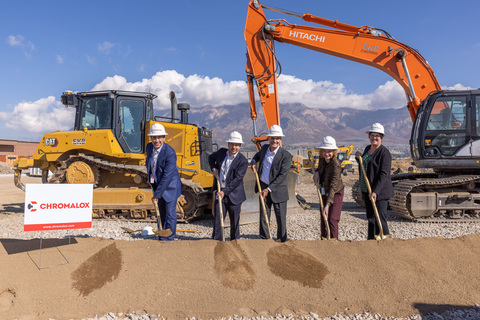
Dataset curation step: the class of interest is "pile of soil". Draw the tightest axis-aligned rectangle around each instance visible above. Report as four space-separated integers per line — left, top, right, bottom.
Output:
0 162 14 174
1 235 480 319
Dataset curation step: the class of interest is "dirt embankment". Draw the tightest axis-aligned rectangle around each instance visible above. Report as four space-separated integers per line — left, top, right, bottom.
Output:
0 162 14 174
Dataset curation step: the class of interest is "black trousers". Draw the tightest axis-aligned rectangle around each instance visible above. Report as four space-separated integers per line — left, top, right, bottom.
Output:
362 192 390 239
212 196 241 241
259 181 287 242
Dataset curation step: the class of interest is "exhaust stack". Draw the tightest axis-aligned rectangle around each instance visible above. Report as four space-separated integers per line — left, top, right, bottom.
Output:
169 91 179 123
178 103 190 124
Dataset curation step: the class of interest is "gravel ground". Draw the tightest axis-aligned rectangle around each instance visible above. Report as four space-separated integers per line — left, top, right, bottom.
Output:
2 174 480 320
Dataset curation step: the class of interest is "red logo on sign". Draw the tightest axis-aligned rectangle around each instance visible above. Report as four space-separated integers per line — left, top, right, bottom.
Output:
28 201 37 212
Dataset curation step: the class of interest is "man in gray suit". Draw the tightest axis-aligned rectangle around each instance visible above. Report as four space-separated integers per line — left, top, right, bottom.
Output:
251 125 292 242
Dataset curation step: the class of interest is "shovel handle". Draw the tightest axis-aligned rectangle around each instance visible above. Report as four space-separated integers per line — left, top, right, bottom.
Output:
358 157 385 239
214 172 225 241
315 178 331 240
253 166 272 239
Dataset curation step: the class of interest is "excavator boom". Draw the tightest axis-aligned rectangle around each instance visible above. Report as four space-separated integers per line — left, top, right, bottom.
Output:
245 0 442 148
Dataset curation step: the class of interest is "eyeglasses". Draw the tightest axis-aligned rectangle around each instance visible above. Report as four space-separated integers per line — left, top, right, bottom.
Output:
370 134 382 138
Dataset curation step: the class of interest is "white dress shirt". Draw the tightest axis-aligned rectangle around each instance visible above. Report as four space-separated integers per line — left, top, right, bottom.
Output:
260 145 279 185
151 144 163 182
219 151 238 188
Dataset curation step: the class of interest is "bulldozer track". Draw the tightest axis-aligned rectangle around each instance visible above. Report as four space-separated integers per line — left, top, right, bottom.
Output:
43 153 209 221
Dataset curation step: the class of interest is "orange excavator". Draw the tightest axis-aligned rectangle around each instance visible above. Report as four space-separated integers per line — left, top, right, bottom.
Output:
245 0 480 221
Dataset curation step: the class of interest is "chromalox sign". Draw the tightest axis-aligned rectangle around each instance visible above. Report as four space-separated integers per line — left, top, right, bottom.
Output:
24 184 93 232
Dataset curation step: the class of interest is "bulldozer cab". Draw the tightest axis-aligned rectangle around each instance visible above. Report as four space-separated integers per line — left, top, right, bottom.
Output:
66 91 156 154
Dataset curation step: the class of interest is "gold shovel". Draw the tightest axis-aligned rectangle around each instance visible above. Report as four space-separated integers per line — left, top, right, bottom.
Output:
358 157 386 240
315 179 331 240
253 166 272 240
214 172 226 241
150 186 173 238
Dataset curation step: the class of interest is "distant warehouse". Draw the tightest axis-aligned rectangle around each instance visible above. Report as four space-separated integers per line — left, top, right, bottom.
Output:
0 139 39 163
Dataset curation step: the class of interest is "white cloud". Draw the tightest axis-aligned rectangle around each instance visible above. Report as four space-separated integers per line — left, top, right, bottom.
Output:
7 35 24 46
443 83 474 90
91 70 247 109
56 55 64 64
4 69 473 136
137 64 145 72
98 41 116 54
0 96 75 133
276 75 406 109
7 35 35 58
85 54 96 64
91 71 412 111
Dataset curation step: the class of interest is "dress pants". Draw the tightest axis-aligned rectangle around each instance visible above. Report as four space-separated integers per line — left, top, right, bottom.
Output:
152 183 177 241
259 181 287 242
362 192 390 240
212 195 241 241
320 188 344 239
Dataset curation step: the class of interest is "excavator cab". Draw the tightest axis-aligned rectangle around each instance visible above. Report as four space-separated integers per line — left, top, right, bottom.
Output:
411 89 480 174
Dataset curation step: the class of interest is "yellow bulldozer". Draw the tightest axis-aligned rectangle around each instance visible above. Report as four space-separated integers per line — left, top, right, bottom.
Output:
307 144 354 175
13 90 213 221
13 90 301 223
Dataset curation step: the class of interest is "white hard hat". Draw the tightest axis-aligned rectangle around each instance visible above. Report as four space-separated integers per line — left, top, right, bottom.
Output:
141 226 154 236
226 131 244 144
318 136 338 150
148 123 168 136
267 125 285 137
366 123 385 135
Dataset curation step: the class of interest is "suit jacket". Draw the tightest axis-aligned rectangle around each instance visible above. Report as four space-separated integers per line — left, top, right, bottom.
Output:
252 144 292 203
209 148 248 205
358 144 393 201
146 142 182 202
316 157 344 205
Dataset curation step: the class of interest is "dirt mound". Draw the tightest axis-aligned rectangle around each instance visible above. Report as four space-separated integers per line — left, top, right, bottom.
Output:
214 241 256 291
267 243 329 288
0 162 14 174
71 243 123 296
1 236 480 319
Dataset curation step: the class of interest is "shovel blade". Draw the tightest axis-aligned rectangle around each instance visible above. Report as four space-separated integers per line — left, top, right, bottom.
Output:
153 229 173 237
121 227 143 234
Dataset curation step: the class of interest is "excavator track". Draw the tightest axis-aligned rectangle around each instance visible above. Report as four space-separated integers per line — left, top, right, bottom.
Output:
43 153 209 221
389 175 480 222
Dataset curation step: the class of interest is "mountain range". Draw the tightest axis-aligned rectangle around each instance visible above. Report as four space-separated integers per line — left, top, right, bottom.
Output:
168 103 412 148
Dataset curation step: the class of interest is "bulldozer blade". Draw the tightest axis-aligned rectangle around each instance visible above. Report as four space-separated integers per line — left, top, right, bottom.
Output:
240 169 300 225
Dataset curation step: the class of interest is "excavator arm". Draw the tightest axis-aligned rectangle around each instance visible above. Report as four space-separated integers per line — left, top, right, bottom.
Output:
245 0 442 148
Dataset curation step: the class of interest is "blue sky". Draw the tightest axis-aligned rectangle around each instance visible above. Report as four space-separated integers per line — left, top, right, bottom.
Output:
1 0 479 141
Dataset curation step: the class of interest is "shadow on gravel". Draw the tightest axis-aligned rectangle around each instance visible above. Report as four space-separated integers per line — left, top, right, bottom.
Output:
0 237 78 255
0 203 24 215
348 213 369 220
413 302 476 316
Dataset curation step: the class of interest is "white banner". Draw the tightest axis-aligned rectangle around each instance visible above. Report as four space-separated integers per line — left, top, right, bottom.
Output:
24 184 93 232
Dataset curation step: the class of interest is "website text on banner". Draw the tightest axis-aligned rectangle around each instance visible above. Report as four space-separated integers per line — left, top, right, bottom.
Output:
24 184 93 232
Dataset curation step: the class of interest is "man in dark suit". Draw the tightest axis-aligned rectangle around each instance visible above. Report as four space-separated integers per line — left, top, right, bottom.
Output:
146 123 182 241
251 125 292 242
209 131 248 240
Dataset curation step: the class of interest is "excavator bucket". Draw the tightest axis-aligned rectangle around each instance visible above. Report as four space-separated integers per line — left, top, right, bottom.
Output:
239 169 301 224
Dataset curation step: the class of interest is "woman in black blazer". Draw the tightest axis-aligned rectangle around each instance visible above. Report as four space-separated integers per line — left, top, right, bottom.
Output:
355 123 393 240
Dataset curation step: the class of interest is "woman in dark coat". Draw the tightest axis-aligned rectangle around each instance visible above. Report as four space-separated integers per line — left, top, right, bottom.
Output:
355 123 393 240
313 136 344 240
